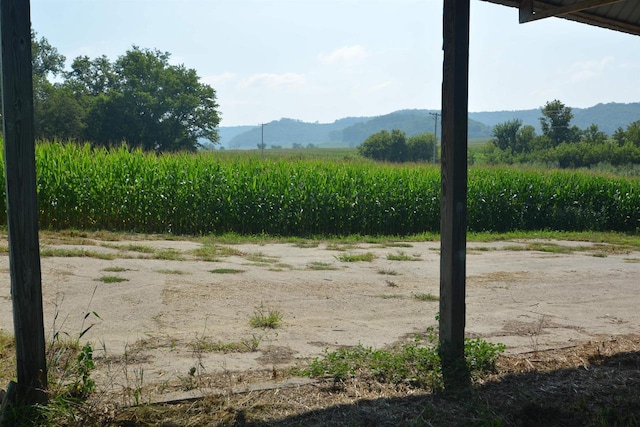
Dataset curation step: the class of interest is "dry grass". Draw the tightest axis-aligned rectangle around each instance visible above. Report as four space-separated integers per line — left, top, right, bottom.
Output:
104 334 640 426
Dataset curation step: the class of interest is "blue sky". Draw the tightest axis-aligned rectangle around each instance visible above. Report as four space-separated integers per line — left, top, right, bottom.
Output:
31 0 640 127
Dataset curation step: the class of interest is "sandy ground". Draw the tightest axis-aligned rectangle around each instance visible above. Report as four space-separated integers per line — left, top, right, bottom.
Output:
1 236 638 394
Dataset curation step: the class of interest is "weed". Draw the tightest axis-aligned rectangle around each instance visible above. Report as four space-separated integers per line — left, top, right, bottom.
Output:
464 338 506 373
102 243 155 253
385 280 399 287
525 242 574 254
326 243 359 251
152 249 184 260
298 331 504 389
384 242 413 248
0 329 16 386
156 269 188 274
336 252 376 262
102 266 129 272
244 252 279 264
378 294 403 299
177 367 198 391
249 303 283 329
378 268 400 275
293 241 320 248
307 261 338 270
386 251 421 261
209 268 245 274
192 334 262 353
413 293 438 301
95 275 129 283
192 244 243 261
40 247 116 260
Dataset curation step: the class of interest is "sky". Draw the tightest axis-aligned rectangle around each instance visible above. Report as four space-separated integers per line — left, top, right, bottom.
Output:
30 0 640 127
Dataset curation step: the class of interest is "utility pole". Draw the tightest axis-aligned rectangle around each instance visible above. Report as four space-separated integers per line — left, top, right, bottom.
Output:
260 123 268 157
429 112 440 163
1 0 48 405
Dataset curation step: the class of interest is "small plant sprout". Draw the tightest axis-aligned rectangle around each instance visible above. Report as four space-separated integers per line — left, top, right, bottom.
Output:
249 303 283 329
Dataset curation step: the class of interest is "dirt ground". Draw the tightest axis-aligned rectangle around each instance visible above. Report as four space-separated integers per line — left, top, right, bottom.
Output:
0 235 639 402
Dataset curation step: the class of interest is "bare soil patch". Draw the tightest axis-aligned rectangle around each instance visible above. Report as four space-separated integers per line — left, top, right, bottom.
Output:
1 235 639 424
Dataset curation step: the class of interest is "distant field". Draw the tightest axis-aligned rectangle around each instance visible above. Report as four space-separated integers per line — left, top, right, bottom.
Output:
214 147 362 161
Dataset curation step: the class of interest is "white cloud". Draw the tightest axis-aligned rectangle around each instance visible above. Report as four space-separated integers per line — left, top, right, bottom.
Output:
368 80 394 93
203 72 237 85
562 56 614 84
240 72 307 90
319 45 369 65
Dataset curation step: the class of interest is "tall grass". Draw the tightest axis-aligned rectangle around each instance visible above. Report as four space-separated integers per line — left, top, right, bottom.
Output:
0 142 637 235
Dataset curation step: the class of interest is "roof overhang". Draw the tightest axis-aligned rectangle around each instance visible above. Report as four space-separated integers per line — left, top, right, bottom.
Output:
481 0 640 36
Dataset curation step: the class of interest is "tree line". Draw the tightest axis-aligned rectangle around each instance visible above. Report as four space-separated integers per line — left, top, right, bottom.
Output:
484 100 640 168
1 31 221 152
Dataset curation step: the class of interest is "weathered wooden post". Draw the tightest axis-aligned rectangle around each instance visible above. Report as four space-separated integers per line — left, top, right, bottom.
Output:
439 0 470 387
0 0 48 404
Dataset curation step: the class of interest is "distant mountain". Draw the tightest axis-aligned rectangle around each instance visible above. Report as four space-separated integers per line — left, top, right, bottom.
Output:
341 109 491 147
217 125 257 147
216 102 640 149
226 117 370 149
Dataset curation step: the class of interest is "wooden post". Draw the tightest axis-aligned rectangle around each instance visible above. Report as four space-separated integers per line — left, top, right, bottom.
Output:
439 0 470 379
0 0 48 404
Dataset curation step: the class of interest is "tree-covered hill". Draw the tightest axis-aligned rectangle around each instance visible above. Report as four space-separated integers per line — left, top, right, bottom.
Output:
469 102 640 135
226 117 369 149
225 110 490 149
220 102 640 149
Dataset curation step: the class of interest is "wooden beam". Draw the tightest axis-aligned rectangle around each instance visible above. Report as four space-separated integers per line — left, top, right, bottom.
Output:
439 0 469 368
0 0 48 404
520 0 625 23
519 0 534 23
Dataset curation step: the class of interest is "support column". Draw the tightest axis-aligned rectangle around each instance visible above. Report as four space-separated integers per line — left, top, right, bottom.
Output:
439 0 470 370
1 0 48 404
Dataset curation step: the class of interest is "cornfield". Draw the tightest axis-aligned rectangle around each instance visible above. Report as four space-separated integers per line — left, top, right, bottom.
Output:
0 142 637 235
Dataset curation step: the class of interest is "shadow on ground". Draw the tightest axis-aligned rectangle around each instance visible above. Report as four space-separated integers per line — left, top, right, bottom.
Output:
109 335 640 426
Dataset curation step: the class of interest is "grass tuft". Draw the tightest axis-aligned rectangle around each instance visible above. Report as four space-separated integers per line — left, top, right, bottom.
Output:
95 275 129 283
249 303 283 329
209 268 245 274
413 293 438 301
337 252 376 262
386 251 421 261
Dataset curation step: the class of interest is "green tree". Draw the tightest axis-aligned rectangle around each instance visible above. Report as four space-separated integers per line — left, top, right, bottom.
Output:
613 127 626 146
491 120 536 154
387 129 406 162
539 100 581 146
34 83 87 141
31 30 66 79
624 120 640 147
492 119 521 151
517 125 537 153
30 31 78 141
65 55 116 96
358 130 392 161
406 133 435 162
358 129 408 162
84 47 220 151
581 124 607 144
